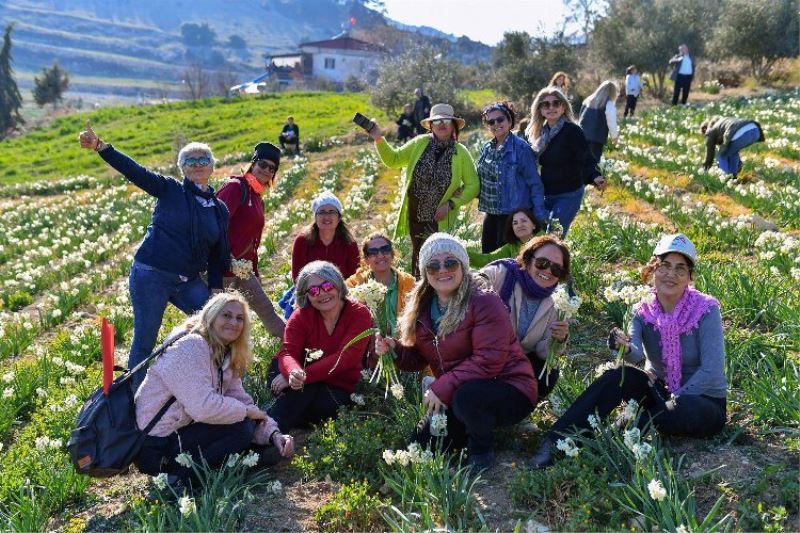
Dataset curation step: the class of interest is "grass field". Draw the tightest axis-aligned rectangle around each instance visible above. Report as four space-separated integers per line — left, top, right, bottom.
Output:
0 89 797 532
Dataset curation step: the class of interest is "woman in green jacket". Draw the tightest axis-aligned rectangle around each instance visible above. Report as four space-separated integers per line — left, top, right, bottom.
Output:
468 207 541 268
368 103 479 277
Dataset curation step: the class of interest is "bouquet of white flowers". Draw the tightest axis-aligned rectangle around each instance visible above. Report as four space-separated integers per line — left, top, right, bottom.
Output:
542 285 582 385
603 282 652 384
230 258 253 280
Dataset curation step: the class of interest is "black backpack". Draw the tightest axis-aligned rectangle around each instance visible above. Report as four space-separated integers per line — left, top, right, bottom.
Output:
67 331 188 478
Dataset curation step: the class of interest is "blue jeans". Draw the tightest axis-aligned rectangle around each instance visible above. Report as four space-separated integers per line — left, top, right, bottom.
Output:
717 127 761 176
128 261 210 388
544 186 585 237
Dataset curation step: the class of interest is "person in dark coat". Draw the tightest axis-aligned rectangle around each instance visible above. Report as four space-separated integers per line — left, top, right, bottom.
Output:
413 88 432 135
701 117 765 177
396 103 415 144
278 116 300 154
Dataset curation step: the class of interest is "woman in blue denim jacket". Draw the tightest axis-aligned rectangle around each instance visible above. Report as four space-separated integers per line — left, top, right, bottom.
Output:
477 102 548 253
79 122 229 390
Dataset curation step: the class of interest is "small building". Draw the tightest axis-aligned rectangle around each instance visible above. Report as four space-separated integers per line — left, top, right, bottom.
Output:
264 32 384 87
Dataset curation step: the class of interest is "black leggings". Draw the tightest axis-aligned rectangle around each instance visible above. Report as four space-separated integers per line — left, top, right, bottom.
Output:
412 379 533 456
548 366 726 438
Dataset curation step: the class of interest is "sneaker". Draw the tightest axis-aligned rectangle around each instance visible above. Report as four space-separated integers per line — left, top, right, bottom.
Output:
528 437 555 470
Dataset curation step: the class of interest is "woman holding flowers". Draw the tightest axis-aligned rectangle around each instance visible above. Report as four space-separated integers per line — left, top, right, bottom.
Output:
530 234 727 469
367 104 479 277
480 235 572 399
375 234 538 470
345 233 416 336
269 261 373 431
217 142 286 340
468 207 541 269
78 122 229 390
477 102 548 253
135 292 294 490
524 88 607 236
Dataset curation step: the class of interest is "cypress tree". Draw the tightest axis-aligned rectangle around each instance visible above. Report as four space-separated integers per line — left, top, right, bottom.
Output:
0 23 24 138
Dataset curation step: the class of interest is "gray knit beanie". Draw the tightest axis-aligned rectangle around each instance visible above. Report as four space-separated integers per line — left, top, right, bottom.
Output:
311 190 343 215
418 233 469 272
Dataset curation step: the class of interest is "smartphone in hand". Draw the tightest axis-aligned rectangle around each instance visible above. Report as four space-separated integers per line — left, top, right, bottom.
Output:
352 112 375 133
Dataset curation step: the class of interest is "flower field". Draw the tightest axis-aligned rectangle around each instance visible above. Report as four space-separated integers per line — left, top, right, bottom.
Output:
0 90 797 531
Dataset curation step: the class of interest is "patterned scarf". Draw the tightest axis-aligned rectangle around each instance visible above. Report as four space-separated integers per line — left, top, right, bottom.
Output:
490 259 556 310
637 286 720 392
532 116 566 154
411 135 454 222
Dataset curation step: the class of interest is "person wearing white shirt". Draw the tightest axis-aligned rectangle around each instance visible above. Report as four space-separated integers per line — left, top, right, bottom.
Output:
669 44 695 105
624 65 642 118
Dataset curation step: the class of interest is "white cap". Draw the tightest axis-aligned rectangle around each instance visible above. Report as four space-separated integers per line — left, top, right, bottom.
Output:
653 233 696 263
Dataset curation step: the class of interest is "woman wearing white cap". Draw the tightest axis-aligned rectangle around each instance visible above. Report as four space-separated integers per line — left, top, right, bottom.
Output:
530 233 727 469
366 103 479 277
375 233 538 470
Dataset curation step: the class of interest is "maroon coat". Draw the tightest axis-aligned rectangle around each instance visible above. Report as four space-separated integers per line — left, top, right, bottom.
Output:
394 289 538 406
217 176 264 277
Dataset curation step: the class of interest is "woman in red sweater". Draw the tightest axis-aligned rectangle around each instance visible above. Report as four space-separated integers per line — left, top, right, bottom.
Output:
268 261 373 430
217 142 286 340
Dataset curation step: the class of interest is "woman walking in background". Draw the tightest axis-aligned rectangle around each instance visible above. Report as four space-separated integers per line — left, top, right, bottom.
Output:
624 66 642 118
578 80 619 162
525 88 607 236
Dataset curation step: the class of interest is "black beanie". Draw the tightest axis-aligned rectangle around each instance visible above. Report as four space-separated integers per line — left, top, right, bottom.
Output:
252 142 281 168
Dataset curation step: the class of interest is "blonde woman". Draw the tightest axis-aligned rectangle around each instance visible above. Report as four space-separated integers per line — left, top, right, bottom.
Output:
578 80 619 162
524 88 606 236
135 291 293 490
375 234 537 470
549 71 572 100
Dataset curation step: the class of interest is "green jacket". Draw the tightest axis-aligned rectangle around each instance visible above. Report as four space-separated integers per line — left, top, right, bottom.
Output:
467 241 521 268
376 135 479 238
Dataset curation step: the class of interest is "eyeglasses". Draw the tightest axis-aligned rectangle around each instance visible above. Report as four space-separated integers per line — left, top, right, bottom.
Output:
539 99 563 110
315 209 339 217
183 156 211 167
532 256 565 279
255 159 277 172
431 119 452 126
425 258 460 275
485 116 507 126
365 244 393 257
307 281 336 297
655 261 691 277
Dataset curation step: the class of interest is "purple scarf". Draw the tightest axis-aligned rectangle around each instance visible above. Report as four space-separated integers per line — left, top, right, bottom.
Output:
490 259 556 309
637 286 720 392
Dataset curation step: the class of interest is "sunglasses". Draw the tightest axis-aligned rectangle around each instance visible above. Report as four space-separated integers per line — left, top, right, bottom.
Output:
255 159 277 172
315 209 339 217
425 258 460 275
307 280 336 297
183 156 211 167
539 99 563 110
532 256 565 279
365 244 393 257
431 119 452 126
485 116 507 126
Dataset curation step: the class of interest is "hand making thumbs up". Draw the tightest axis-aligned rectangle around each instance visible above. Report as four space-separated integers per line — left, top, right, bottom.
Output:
79 120 102 151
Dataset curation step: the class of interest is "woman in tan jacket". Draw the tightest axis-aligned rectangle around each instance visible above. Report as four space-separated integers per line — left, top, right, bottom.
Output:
480 235 571 398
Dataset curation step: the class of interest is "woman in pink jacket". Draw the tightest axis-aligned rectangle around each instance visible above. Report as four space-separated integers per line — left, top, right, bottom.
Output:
134 291 293 491
376 233 538 470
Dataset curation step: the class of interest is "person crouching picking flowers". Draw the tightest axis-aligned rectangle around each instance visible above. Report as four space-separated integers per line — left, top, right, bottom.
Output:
530 234 728 469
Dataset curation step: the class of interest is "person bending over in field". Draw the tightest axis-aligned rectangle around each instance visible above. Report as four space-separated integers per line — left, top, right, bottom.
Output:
701 116 765 179
530 234 727 469
79 122 229 391
135 291 294 493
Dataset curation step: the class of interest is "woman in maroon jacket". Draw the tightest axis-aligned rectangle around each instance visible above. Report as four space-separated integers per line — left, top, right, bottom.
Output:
268 261 373 431
217 142 286 339
376 233 537 469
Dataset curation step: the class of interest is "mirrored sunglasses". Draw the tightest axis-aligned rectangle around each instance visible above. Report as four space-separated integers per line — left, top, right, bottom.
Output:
307 281 336 297
183 156 211 167
431 119 452 126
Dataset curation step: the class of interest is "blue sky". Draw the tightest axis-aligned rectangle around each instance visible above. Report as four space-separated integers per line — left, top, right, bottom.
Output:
381 0 569 45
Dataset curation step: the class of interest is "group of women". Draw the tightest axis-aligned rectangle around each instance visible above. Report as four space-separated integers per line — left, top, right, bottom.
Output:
75 77 728 489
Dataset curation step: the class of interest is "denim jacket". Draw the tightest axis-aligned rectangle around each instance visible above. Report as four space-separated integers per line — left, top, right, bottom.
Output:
477 133 547 220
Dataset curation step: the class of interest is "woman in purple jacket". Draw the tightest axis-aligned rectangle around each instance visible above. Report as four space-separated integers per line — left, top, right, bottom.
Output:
376 233 537 470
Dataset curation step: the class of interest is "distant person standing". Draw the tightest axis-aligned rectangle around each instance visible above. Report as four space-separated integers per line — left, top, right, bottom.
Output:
413 88 432 135
549 72 572 101
278 116 300 154
701 117 765 178
624 65 642 118
396 103 415 144
669 44 695 105
578 80 619 163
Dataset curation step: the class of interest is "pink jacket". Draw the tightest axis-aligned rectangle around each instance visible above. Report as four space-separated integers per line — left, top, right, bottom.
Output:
394 289 538 406
135 330 275 438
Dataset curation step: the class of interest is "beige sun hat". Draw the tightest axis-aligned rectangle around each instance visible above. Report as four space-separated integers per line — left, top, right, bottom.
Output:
420 103 466 130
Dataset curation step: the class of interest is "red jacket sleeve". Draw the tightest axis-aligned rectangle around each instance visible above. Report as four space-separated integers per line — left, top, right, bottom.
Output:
303 303 373 384
291 235 306 282
393 342 429 373
276 310 307 377
216 179 242 219
431 295 511 405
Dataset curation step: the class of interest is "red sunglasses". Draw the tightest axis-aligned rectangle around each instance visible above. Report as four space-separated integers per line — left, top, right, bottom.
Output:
307 281 336 297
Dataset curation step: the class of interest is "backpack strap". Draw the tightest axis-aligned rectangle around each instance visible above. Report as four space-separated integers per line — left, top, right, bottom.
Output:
142 396 177 435
128 329 191 377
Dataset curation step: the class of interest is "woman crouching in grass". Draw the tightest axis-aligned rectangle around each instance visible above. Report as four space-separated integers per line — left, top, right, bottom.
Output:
530 233 727 469
134 291 294 492
375 233 538 470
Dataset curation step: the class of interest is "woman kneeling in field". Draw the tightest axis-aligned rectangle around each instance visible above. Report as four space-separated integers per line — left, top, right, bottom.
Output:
530 234 727 469
375 233 538 470
135 291 294 491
